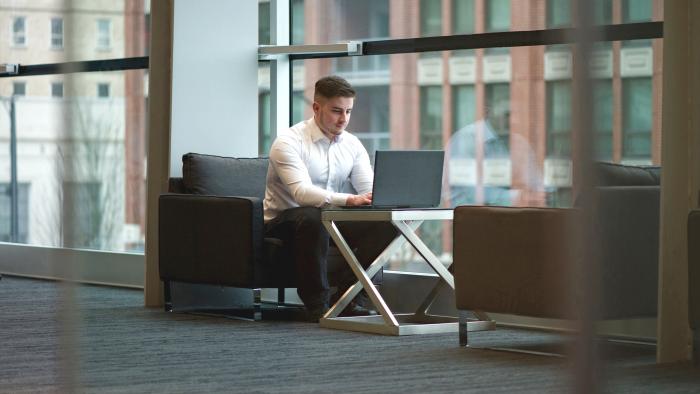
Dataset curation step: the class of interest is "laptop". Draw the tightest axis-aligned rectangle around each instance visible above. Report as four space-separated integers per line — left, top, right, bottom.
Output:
340 150 445 209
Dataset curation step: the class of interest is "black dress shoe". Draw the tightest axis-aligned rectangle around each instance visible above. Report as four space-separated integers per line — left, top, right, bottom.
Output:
304 304 329 323
341 301 378 317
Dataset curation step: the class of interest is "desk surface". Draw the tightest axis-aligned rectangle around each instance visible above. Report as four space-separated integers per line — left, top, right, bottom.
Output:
322 208 453 222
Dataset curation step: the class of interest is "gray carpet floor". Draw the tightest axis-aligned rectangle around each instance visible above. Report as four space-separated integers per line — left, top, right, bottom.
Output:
1 276 699 394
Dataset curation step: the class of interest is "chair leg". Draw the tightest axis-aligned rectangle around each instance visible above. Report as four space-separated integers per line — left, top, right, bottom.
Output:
277 287 286 304
459 310 469 347
253 288 262 321
694 329 700 366
163 280 173 312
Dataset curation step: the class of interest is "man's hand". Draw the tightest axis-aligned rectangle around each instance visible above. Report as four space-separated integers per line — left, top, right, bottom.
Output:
346 192 372 206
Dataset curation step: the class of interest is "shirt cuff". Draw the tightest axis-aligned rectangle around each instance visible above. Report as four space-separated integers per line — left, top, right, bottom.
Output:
330 193 351 207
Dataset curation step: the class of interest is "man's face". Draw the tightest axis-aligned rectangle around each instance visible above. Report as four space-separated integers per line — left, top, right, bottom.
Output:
313 96 354 137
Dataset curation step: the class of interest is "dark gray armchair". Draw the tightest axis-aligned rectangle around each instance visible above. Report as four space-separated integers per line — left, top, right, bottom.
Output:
159 153 295 316
453 162 661 346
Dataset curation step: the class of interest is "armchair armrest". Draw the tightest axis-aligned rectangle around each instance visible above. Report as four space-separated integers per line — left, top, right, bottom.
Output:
158 193 264 287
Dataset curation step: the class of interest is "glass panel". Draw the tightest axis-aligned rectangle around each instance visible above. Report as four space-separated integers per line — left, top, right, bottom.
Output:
0 70 148 252
3 2 150 63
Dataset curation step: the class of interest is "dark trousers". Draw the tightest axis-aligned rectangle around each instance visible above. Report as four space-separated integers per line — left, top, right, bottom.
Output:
264 207 398 308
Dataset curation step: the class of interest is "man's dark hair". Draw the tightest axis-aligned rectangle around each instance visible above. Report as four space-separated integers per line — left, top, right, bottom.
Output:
314 75 356 101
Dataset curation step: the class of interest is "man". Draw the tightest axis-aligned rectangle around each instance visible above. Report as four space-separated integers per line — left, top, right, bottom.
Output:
263 76 396 321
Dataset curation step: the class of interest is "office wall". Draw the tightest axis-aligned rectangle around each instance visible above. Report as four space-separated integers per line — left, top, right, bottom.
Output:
169 0 258 176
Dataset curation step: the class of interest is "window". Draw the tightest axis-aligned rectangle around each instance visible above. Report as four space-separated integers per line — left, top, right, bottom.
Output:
547 0 571 28
0 183 30 243
419 86 443 149
452 0 475 34
13 82 26 96
622 78 652 159
258 1 270 44
258 92 271 153
291 0 305 45
594 0 613 25
486 0 510 32
351 86 390 155
51 17 63 48
485 83 510 155
592 80 613 160
97 83 110 98
452 85 476 136
12 16 27 46
97 19 111 49
51 82 64 98
623 0 653 23
546 80 572 158
420 0 442 37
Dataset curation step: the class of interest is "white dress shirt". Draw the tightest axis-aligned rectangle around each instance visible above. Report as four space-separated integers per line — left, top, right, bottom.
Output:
263 117 373 222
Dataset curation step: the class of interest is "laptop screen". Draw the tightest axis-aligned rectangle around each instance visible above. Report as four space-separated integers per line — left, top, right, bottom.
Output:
370 150 444 208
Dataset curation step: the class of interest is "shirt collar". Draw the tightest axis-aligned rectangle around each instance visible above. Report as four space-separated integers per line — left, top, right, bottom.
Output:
309 117 344 144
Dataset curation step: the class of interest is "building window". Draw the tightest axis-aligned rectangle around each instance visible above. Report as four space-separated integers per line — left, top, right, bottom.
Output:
546 80 572 158
258 1 270 45
12 16 27 46
623 0 652 23
452 84 476 136
96 19 111 49
484 83 510 155
592 80 613 160
419 86 443 149
291 0 305 44
0 183 30 243
12 82 26 96
97 83 110 98
452 0 475 35
486 0 510 32
622 78 652 159
51 82 64 98
547 0 571 28
594 0 613 25
259 92 271 153
420 0 442 37
51 17 63 49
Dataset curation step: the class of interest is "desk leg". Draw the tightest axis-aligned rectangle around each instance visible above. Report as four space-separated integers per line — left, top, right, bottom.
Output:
323 220 399 328
393 220 455 289
325 230 412 318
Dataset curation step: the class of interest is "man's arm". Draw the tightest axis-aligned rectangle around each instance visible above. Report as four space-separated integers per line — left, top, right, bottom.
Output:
269 138 351 207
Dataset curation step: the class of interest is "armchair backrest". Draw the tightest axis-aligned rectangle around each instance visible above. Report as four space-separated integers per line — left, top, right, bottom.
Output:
181 153 269 198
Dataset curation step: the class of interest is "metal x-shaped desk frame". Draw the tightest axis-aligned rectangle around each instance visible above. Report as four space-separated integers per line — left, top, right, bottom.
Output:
319 208 495 336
